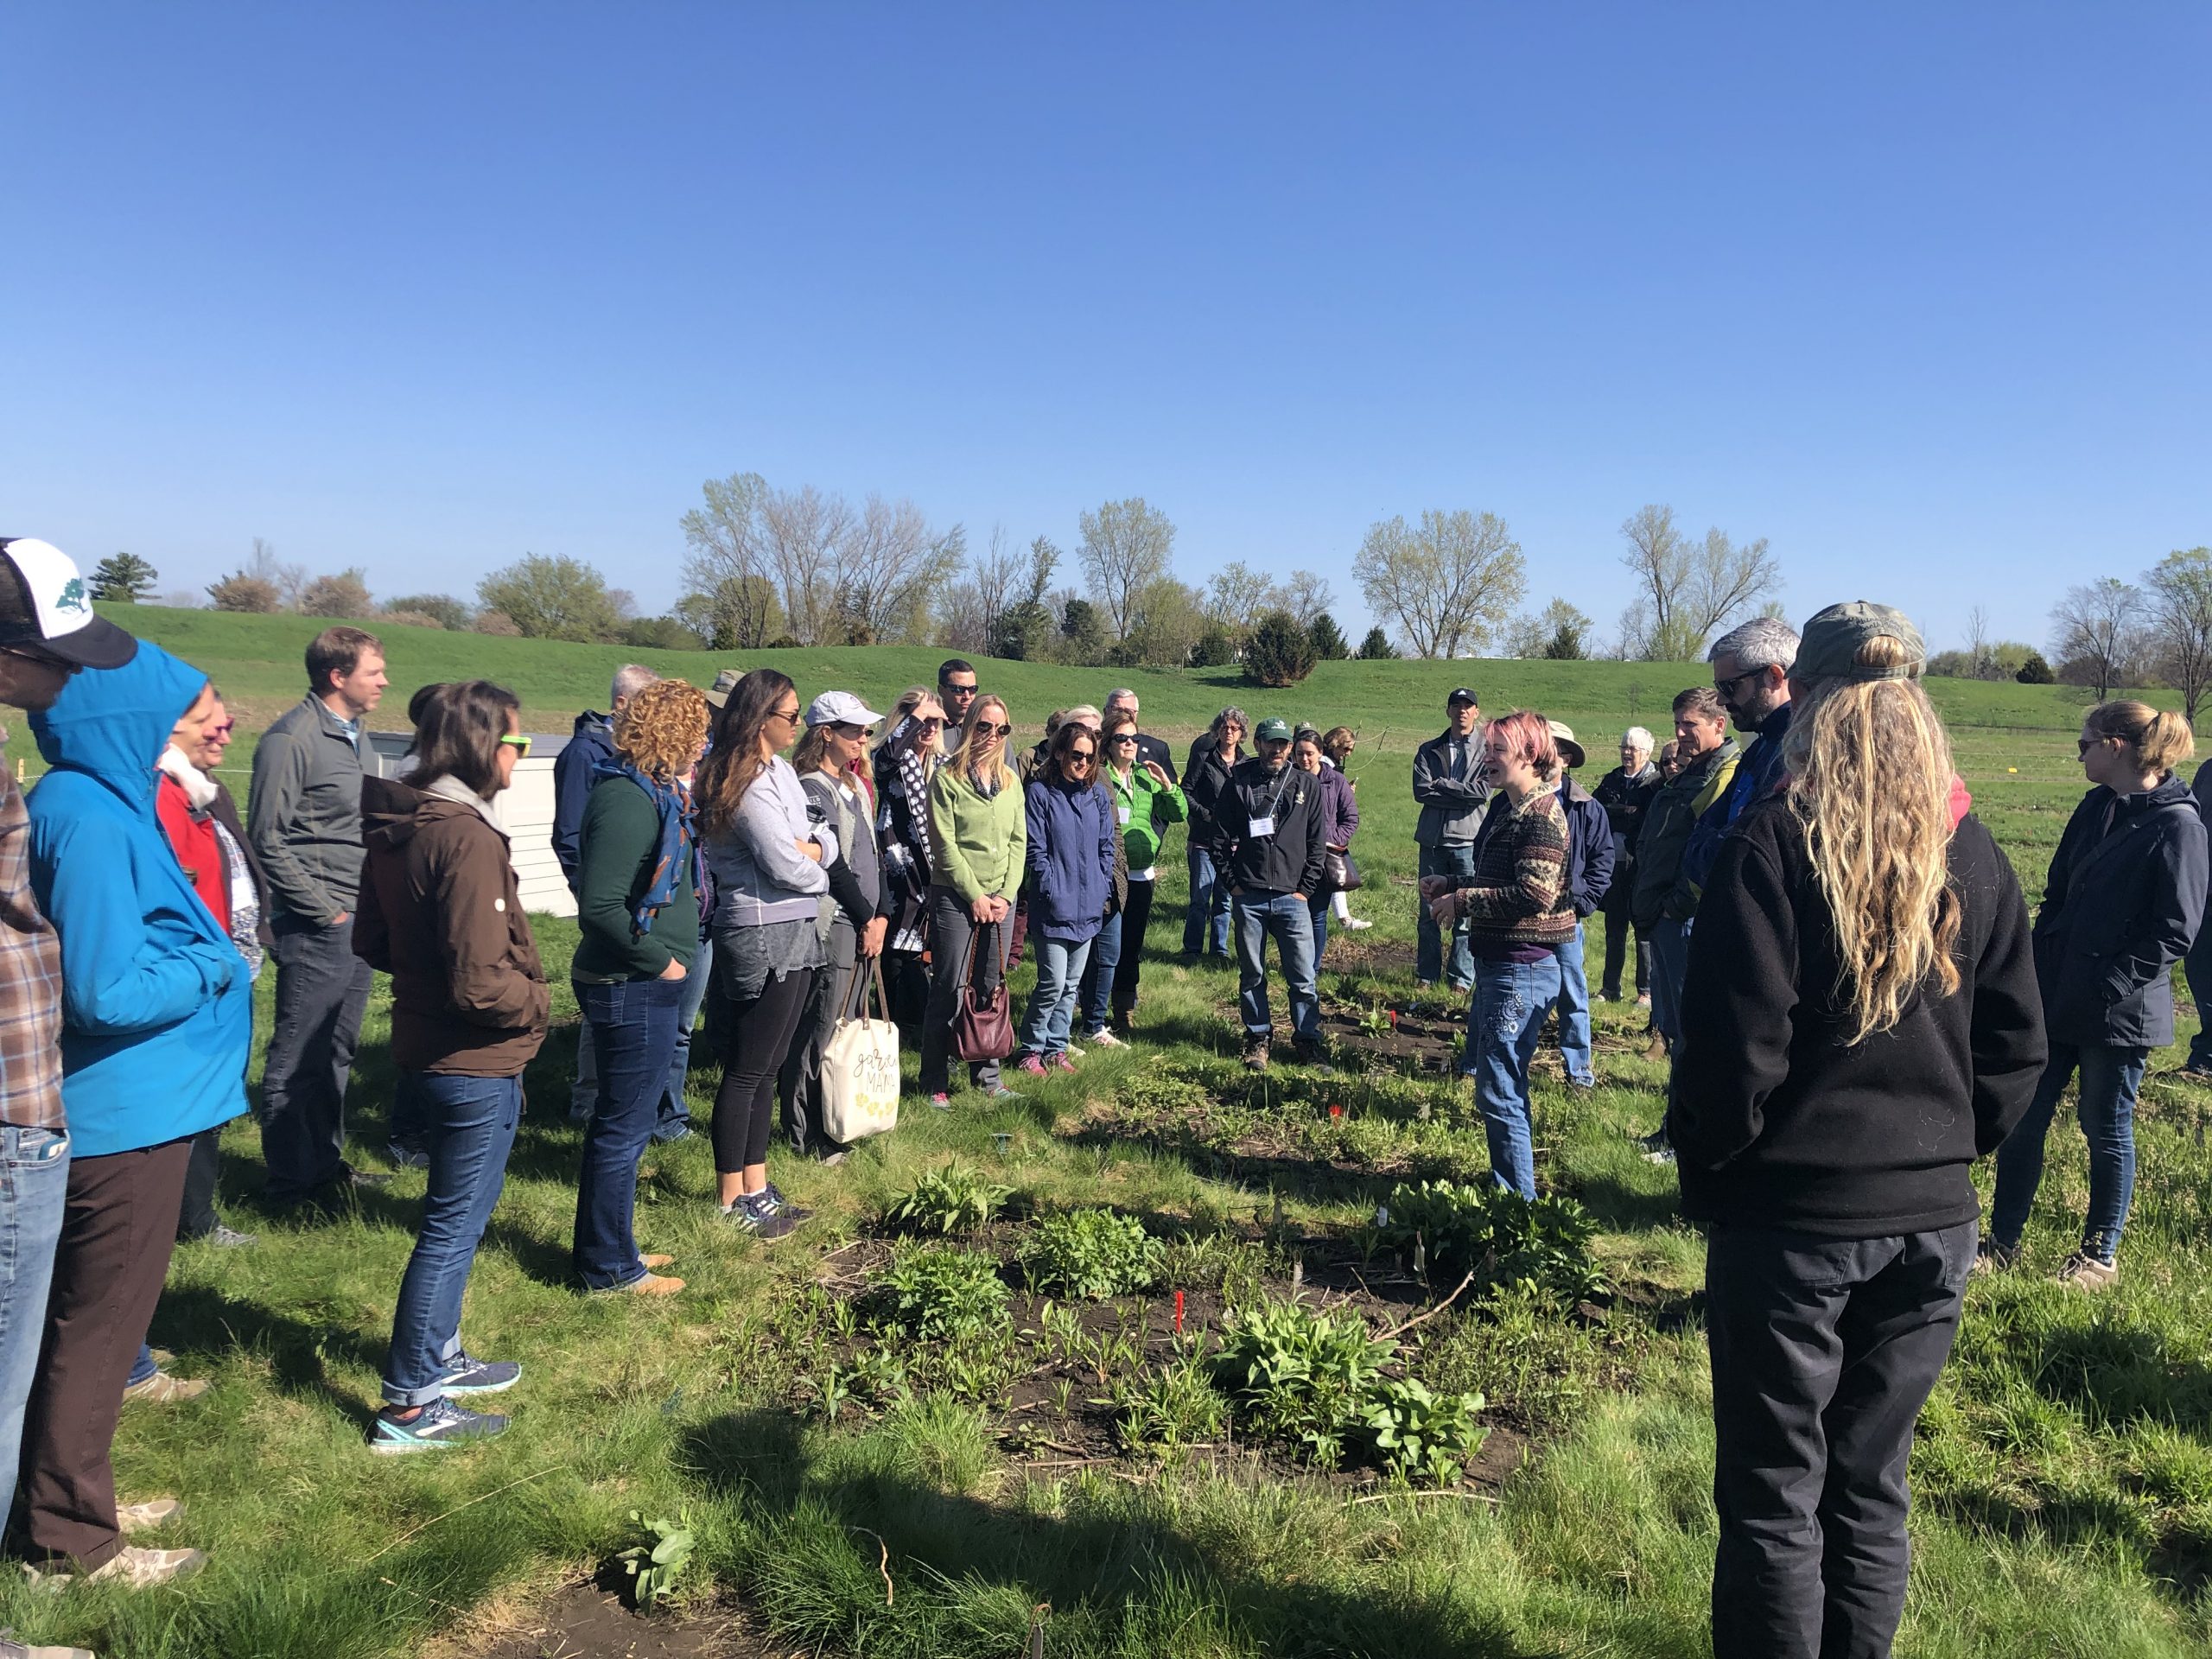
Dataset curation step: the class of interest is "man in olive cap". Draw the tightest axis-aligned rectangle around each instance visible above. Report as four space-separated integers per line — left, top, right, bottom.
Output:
1212 717 1330 1068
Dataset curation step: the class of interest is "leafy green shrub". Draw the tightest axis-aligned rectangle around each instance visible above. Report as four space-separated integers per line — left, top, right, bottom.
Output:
870 1246 1011 1343
1212 1298 1395 1466
1116 1355 1230 1453
1377 1179 1609 1304
1023 1210 1166 1300
883 1166 1013 1236
1363 1378 1488 1487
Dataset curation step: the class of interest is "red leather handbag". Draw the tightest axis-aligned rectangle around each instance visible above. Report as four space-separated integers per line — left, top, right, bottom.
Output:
951 920 1013 1063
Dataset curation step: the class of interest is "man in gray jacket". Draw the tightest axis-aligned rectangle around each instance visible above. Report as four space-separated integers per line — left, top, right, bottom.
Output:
1412 688 1490 992
251 626 388 1211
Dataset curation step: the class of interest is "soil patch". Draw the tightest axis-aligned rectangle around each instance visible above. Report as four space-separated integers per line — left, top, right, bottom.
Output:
459 1581 768 1659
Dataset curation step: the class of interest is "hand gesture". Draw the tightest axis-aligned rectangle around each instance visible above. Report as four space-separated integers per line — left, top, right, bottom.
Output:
1428 891 1459 929
1418 874 1453 901
1141 760 1170 788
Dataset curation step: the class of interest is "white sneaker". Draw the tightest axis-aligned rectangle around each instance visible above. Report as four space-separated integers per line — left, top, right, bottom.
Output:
26 1546 207 1592
1087 1029 1127 1048
0 1630 98 1659
117 1498 182 1534
1343 917 1374 931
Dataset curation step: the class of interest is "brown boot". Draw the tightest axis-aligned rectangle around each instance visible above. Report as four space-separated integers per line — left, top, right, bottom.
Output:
1641 1031 1668 1064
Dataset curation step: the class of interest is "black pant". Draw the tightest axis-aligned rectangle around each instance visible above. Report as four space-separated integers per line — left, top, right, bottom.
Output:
260 913 374 1204
175 1128 224 1240
778 926 858 1157
1705 1219 1976 1659
711 965 816 1174
18 1139 193 1568
1601 879 1649 998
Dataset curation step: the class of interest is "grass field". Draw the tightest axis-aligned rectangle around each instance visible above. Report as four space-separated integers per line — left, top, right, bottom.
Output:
3 605 2207 1658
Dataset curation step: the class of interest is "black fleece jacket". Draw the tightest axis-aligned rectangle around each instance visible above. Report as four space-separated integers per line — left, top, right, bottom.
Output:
1668 796 2047 1236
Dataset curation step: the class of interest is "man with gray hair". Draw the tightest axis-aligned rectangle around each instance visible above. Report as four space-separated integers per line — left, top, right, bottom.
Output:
1102 688 1177 784
1681 615 1799 898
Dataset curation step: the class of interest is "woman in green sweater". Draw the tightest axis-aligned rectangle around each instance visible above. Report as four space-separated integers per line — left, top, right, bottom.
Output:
919 693 1027 1107
569 680 710 1295
1078 710 1185 1044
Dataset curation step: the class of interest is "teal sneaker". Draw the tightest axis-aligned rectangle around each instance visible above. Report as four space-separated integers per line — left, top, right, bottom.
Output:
439 1351 521 1395
369 1397 509 1454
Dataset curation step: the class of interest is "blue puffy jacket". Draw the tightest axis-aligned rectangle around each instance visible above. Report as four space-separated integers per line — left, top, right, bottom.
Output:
1023 775 1116 944
28 642 251 1157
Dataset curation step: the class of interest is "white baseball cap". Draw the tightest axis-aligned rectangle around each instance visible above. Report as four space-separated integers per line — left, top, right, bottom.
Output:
805 690 884 728
0 538 137 669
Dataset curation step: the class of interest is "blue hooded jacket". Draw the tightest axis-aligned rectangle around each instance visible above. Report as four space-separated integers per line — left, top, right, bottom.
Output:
27 641 251 1157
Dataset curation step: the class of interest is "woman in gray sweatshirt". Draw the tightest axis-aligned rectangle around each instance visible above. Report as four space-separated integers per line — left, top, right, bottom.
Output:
696 669 829 1238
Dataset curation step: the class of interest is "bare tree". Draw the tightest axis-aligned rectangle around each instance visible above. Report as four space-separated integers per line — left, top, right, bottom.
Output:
1077 498 1174 641
969 524 1024 652
2143 548 2212 728
248 537 308 612
1280 569 1335 617
837 494 964 643
756 484 854 645
1205 561 1275 628
1617 505 1783 660
680 474 783 647
1964 606 1993 679
2050 577 2145 700
1352 509 1527 658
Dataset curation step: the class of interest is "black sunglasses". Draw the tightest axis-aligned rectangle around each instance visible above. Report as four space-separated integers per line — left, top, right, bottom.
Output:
976 721 1013 737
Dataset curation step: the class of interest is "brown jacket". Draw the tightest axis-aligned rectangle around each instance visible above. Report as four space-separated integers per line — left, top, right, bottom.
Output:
353 775 549 1077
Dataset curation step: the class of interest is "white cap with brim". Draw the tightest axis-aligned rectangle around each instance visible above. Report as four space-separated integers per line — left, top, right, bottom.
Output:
806 690 884 728
0 538 137 670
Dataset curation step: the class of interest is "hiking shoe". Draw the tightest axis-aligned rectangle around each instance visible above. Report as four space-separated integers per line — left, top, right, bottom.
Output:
2057 1251 2119 1291
439 1351 521 1395
722 1193 800 1241
1087 1028 1127 1048
928 1092 953 1112
1969 1239 2019 1276
761 1182 811 1223
607 1272 683 1296
982 1084 1024 1101
1640 1033 1669 1064
369 1397 509 1454
202 1224 257 1249
1642 1144 1677 1166
1050 1052 1077 1074
117 1498 182 1534
1634 1127 1669 1154
1015 1053 1049 1077
122 1370 207 1406
1292 1037 1330 1068
0 1629 98 1658
1242 1037 1270 1072
2178 1063 2212 1084
640 1253 677 1269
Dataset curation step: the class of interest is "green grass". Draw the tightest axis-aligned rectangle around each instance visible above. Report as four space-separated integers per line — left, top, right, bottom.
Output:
3 606 2206 1656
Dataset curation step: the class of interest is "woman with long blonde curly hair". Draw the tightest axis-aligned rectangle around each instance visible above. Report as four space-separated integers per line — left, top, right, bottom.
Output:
570 677 711 1294
1667 601 2047 1659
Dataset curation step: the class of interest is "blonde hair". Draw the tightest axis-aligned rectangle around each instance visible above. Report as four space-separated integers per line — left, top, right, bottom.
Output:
612 680 709 784
948 695 1019 792
1782 633 1962 1043
2085 699 2196 777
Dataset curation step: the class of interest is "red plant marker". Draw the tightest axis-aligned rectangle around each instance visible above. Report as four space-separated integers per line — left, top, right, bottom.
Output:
1328 1103 1344 1119
1387 1008 1398 1027
1173 1290 1185 1333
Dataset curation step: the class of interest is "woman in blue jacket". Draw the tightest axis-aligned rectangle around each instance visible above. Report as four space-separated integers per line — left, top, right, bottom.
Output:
1985 700 2208 1289
1014 722 1116 1075
21 641 249 1582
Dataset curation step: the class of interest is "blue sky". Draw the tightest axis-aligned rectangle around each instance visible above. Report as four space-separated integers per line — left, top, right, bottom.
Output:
5 3 2206 653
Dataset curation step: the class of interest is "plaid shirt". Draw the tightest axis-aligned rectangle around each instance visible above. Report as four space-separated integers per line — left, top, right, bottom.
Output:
0 770 64 1129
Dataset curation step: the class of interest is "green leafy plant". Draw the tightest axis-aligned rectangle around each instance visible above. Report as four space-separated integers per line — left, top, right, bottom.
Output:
1358 1002 1394 1039
616 1509 695 1610
870 1245 1012 1343
1377 1180 1610 1305
1022 1209 1167 1300
1116 1354 1230 1452
1212 1298 1395 1464
884 1166 1013 1236
1363 1378 1488 1487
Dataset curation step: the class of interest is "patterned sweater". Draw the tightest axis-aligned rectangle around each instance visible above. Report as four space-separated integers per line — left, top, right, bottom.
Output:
1453 785 1574 947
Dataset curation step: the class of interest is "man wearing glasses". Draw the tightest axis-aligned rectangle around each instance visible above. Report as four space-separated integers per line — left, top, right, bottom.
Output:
1678 617 1800 906
937 660 978 755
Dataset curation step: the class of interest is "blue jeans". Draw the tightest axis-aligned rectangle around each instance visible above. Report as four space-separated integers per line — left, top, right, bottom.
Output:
1019 936 1093 1058
661 933 709 1138
1554 922 1593 1085
1416 842 1478 987
1233 890 1320 1042
1307 890 1332 963
1462 955 1563 1199
574 976 684 1290
0 1124 68 1510
1080 907 1124 1036
384 1072 521 1408
1989 1041 2148 1261
1183 846 1231 957
1649 916 1692 1046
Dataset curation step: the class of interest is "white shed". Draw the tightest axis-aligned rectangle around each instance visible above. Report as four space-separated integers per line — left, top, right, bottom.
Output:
364 730 577 918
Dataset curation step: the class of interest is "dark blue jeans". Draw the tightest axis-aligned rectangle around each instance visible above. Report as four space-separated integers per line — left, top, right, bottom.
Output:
1706 1220 1975 1659
383 1072 520 1408
1233 890 1320 1042
1988 1040 2148 1262
261 912 374 1204
1649 915 1692 1046
1416 842 1478 988
573 976 685 1290
1183 846 1231 957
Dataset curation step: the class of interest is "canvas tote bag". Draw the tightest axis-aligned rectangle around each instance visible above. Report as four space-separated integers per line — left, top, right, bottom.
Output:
821 957 900 1142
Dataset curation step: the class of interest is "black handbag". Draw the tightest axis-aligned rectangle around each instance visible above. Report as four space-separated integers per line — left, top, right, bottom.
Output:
1323 849 1363 893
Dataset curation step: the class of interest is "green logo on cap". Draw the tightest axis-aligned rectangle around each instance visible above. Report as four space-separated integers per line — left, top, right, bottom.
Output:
54 576 88 615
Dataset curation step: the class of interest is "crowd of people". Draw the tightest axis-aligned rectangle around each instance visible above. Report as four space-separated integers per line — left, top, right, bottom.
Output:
4 532 2212 1659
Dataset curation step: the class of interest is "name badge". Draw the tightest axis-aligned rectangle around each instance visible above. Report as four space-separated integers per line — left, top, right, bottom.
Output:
1248 814 1275 839
1116 806 1133 826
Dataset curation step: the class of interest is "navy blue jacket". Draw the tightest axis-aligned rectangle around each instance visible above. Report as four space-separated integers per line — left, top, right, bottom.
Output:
1023 776 1116 944
2033 774 2208 1048
552 711 616 893
1560 777 1615 919
1681 700 1792 897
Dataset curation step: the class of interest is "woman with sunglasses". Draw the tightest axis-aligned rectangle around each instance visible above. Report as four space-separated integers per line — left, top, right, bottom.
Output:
354 680 548 1450
1013 721 1117 1076
1982 699 2207 1289
696 669 829 1238
872 688 946 1039
920 695 1027 1107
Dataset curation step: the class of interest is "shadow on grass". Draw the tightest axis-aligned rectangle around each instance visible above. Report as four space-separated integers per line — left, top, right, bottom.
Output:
1562 1167 1688 1236
149 1283 383 1431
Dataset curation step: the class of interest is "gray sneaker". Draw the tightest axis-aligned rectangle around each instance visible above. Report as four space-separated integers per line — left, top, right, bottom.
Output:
723 1192 800 1242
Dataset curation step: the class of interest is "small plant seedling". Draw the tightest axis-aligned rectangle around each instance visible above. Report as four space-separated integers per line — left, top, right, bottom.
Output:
884 1166 1013 1236
617 1509 695 1610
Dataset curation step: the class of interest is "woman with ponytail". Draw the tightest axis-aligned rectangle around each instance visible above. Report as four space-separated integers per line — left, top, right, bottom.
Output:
1666 601 2046 1659
1984 698 2206 1289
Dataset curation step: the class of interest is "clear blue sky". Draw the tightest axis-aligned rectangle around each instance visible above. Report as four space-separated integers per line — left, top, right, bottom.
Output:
6 3 2206 654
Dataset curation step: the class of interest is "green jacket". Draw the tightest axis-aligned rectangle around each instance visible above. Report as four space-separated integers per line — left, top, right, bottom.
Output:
1630 740 1739 931
928 764 1027 905
571 775 700 983
1106 762 1187 874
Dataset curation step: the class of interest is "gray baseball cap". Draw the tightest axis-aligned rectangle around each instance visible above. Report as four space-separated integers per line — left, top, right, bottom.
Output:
1796 601 1925 683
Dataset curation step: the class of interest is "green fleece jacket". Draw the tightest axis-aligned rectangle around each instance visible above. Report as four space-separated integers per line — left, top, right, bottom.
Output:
571 774 700 983
928 764 1028 904
1106 762 1187 872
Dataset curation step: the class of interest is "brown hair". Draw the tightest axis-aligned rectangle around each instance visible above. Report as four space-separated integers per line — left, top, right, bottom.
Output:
306 626 382 692
412 680 519 799
2085 700 2196 777
1672 685 1727 726
1048 718 1102 785
1322 726 1355 762
613 680 709 784
696 668 797 835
